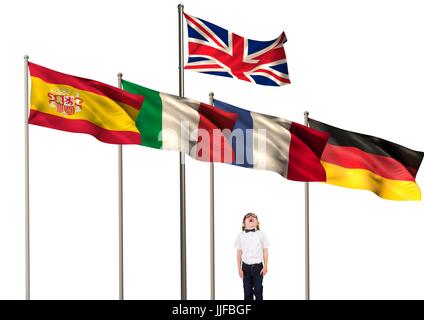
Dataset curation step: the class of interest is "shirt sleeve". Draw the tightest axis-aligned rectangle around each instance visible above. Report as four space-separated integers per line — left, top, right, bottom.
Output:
234 233 242 249
262 232 270 248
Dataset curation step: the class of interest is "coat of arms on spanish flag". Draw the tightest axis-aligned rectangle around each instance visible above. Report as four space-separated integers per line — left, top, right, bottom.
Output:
28 62 144 144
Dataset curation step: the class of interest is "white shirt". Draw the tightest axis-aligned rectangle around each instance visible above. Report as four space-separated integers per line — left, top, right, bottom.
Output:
234 230 270 265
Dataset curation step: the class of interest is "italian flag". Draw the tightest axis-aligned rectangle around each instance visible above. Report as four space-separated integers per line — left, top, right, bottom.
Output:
122 80 238 163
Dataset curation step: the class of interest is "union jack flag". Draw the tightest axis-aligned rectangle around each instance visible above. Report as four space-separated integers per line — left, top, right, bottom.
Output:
184 13 290 87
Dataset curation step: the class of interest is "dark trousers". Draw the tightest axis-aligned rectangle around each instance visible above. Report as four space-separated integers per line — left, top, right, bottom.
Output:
242 262 263 300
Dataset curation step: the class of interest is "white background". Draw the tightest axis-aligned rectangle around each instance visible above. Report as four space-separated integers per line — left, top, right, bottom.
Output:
0 0 423 300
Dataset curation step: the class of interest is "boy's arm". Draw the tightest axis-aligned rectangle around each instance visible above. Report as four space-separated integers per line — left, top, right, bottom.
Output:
237 249 243 278
261 248 268 276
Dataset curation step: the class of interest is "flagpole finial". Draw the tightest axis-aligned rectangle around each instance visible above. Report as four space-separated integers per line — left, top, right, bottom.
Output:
304 111 310 127
117 72 123 79
209 92 214 99
24 55 29 60
178 3 184 10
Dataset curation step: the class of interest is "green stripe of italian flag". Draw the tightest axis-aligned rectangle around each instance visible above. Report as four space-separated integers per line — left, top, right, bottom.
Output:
121 80 237 162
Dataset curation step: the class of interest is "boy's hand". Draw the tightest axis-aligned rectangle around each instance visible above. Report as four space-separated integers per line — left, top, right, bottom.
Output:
238 268 244 278
260 267 268 276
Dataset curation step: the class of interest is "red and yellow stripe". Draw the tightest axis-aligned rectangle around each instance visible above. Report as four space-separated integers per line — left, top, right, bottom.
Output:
320 142 422 201
322 161 421 201
29 63 144 144
321 142 421 201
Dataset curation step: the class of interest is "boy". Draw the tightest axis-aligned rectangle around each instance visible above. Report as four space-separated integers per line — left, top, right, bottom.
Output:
234 213 269 300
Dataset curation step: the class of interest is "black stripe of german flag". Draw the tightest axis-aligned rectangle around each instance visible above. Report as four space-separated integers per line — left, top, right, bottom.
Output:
309 118 424 201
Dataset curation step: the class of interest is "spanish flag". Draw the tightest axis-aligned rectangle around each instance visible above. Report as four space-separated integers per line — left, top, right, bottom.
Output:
309 119 424 201
28 63 144 144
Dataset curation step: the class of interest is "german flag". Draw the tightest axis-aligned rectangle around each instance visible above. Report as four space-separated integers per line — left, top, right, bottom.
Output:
309 119 424 201
29 62 144 144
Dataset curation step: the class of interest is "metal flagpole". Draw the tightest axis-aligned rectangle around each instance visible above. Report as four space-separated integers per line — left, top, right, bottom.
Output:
24 54 30 300
209 92 215 300
178 3 187 300
304 111 310 300
117 73 124 300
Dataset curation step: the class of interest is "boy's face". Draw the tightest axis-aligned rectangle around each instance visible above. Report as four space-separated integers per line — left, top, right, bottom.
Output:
244 215 258 229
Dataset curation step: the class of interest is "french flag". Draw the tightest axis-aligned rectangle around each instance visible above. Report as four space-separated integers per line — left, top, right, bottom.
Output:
213 99 329 182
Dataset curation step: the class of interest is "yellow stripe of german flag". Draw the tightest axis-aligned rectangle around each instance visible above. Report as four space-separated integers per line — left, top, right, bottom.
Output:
322 161 421 201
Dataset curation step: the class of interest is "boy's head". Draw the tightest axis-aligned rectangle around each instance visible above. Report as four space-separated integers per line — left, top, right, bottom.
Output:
242 213 260 231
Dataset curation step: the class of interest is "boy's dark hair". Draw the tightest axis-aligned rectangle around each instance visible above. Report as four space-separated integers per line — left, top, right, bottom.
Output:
242 212 260 231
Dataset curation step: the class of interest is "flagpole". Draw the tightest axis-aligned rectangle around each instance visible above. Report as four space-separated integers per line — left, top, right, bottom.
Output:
209 92 215 300
117 73 124 300
24 54 30 300
304 110 310 300
178 3 187 300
